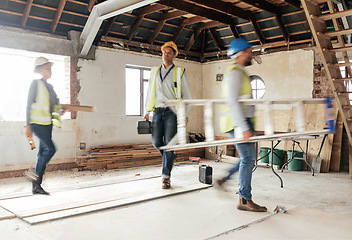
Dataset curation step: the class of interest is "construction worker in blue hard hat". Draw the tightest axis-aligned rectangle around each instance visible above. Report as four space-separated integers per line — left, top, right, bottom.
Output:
217 38 267 212
144 41 192 189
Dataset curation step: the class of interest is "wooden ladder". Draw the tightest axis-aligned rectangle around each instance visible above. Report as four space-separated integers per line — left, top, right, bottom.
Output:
301 0 352 176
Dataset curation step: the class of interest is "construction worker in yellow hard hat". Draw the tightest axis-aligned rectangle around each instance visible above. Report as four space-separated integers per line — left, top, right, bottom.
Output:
161 41 178 57
144 41 192 189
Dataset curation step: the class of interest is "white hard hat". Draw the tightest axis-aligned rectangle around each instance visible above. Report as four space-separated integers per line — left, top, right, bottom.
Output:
34 57 53 72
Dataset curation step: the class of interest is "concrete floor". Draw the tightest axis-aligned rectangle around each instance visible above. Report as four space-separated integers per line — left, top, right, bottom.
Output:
0 159 352 240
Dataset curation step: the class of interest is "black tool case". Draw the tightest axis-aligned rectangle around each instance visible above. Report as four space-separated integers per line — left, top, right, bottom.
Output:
137 120 152 134
199 164 212 184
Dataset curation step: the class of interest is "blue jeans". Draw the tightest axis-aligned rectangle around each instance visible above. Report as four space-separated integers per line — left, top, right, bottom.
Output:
225 128 256 200
152 108 177 178
31 124 56 177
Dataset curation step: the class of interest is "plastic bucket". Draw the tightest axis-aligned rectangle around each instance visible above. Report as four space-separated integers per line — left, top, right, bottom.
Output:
259 147 270 163
287 150 304 171
269 149 284 167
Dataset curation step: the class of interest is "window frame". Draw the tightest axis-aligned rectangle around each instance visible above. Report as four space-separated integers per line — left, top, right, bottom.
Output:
249 75 266 99
125 65 151 116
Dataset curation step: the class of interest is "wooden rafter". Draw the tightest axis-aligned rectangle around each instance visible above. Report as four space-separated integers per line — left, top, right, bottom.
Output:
94 16 117 45
209 28 224 51
240 0 280 15
248 12 265 44
284 0 301 9
158 0 239 25
149 10 186 44
22 0 33 27
185 21 222 51
276 14 290 42
87 0 96 12
126 4 167 42
186 0 249 20
201 29 207 62
51 0 67 33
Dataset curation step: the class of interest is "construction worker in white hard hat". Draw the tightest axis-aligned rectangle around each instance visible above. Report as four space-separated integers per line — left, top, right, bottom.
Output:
217 38 267 212
144 41 192 189
24 56 68 195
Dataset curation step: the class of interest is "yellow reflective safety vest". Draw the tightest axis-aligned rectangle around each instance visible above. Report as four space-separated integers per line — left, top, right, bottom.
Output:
30 80 62 127
220 64 255 133
147 65 185 112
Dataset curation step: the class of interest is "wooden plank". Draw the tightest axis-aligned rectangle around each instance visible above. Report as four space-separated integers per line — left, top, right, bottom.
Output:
0 178 211 224
330 112 343 171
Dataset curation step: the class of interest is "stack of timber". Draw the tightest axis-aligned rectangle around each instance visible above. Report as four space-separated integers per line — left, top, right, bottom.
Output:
77 143 205 171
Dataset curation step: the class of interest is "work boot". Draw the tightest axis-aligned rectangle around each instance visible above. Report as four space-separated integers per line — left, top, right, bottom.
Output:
33 176 50 195
162 178 171 189
237 196 267 212
216 177 226 190
32 182 50 195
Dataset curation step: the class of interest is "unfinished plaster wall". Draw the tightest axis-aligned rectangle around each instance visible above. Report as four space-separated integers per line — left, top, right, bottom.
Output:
202 49 315 136
76 47 203 154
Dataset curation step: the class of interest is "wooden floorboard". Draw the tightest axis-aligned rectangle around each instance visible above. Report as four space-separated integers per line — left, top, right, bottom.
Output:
0 177 211 224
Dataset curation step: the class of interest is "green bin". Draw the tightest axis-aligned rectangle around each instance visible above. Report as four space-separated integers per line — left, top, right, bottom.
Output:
287 150 304 171
269 149 284 167
259 147 270 163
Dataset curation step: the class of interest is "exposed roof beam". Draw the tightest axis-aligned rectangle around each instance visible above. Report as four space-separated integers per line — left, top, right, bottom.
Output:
240 0 280 15
148 10 186 44
158 0 238 25
185 0 249 20
185 21 221 51
103 36 202 58
229 25 240 39
284 0 301 9
200 29 207 62
275 14 289 42
22 0 33 27
51 0 67 33
94 16 117 45
126 4 167 41
209 28 224 51
248 12 265 44
87 0 96 12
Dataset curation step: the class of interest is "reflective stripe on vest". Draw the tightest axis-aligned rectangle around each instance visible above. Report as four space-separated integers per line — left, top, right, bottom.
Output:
220 65 255 133
30 80 52 125
147 65 184 112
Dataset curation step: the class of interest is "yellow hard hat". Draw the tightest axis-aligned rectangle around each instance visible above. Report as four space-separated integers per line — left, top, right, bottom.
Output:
161 41 178 57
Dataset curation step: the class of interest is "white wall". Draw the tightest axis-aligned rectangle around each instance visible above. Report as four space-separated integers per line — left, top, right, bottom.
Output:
0 45 314 166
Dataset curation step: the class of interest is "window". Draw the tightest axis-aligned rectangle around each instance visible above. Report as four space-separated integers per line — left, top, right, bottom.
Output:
125 65 151 116
250 75 266 99
0 47 69 121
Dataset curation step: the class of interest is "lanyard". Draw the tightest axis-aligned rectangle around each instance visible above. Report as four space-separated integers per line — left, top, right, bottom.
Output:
159 64 174 82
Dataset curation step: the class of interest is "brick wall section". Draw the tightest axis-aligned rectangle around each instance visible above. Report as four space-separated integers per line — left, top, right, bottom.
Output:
313 64 334 98
70 56 81 119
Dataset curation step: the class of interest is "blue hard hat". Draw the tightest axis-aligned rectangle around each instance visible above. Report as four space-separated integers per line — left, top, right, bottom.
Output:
227 38 253 56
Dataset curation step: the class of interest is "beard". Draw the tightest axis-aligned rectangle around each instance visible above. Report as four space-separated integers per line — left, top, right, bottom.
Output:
244 59 252 66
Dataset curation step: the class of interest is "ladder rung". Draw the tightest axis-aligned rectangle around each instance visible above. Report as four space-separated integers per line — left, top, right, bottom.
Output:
342 105 352 109
339 91 352 94
347 118 352 121
318 8 352 21
335 78 352 81
317 32 330 39
334 62 352 67
310 14 325 23
324 28 352 38
328 46 352 52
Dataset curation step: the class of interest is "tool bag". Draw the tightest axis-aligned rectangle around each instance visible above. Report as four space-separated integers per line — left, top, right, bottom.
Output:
137 120 152 134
